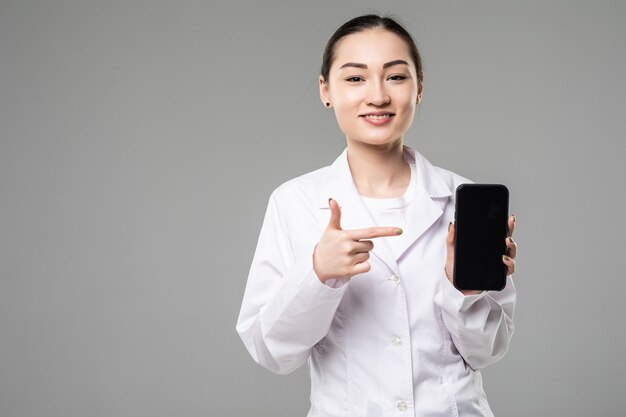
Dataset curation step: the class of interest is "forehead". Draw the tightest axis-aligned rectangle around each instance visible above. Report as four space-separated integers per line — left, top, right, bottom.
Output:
331 28 412 70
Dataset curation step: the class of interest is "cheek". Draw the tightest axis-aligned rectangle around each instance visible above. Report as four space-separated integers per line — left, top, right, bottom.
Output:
333 109 357 134
395 89 417 111
332 85 361 108
331 88 361 122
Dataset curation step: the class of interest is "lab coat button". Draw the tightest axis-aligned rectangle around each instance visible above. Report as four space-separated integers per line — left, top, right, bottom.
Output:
391 337 402 346
390 274 400 284
397 401 408 411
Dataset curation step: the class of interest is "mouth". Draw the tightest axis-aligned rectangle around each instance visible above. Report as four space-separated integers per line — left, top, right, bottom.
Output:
359 112 396 120
359 111 395 125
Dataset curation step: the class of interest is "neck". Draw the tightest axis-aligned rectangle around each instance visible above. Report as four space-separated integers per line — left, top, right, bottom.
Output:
346 138 411 198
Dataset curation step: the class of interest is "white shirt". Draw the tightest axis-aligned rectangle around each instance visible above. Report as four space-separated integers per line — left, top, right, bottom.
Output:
236 145 516 417
360 157 416 259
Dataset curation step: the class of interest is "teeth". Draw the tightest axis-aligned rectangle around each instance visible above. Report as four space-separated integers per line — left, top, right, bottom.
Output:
364 114 392 119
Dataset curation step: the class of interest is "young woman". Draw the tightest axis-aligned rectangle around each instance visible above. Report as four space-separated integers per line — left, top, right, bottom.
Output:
236 14 517 417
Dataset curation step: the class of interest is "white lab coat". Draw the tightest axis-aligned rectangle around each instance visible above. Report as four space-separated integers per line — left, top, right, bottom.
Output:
236 145 516 417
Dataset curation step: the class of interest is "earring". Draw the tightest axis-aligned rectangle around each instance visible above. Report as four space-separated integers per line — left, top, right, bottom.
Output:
325 102 331 107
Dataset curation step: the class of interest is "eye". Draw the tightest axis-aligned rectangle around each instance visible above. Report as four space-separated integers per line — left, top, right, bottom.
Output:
388 74 407 81
345 76 364 82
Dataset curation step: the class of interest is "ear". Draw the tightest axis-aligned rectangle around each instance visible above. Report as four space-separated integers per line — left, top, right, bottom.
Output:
319 75 331 107
416 79 424 105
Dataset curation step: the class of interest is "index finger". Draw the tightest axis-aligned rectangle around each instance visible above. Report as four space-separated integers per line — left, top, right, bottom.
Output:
346 226 403 240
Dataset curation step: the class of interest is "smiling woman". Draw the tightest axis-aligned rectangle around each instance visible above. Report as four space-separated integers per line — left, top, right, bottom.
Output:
320 26 422 157
236 14 518 417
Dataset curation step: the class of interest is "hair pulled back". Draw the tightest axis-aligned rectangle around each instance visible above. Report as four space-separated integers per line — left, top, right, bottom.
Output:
320 14 424 85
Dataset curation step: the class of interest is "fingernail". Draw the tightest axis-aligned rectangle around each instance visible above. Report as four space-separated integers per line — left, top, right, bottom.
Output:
512 214 516 223
328 197 333 204
508 237 514 244
396 228 403 235
503 255 510 261
448 222 452 231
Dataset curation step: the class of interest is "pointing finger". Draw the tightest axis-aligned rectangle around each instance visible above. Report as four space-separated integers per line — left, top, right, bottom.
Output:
347 226 403 240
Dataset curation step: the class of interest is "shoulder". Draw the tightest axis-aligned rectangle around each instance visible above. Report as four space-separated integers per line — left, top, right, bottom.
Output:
269 164 329 211
264 164 329 245
408 146 474 196
431 164 474 189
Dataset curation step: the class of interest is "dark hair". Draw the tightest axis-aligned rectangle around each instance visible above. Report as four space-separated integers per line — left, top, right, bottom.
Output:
320 14 424 85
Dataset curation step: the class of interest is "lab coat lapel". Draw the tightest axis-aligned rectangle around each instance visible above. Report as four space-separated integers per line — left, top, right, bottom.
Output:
394 146 453 260
316 145 453 271
316 147 399 274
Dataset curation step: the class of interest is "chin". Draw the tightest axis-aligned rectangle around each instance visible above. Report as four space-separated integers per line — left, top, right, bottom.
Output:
362 131 402 144
351 136 403 148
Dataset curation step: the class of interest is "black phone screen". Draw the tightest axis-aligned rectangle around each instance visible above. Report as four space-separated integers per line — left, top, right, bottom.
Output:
453 184 509 291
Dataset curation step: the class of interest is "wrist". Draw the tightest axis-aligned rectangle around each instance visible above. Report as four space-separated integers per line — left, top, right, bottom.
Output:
312 244 329 283
444 267 482 296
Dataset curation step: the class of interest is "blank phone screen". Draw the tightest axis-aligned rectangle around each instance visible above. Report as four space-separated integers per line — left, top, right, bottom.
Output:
453 184 509 291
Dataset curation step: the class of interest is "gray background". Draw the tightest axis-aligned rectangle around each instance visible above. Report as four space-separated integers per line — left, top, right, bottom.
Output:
1 0 625 416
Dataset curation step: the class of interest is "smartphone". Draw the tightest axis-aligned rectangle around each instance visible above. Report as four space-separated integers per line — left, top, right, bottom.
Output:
453 184 509 291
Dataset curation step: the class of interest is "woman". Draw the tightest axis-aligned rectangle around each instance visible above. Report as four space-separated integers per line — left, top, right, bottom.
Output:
236 14 517 417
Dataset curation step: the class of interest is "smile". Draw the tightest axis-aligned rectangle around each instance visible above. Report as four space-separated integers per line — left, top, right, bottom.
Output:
359 113 395 125
362 114 393 119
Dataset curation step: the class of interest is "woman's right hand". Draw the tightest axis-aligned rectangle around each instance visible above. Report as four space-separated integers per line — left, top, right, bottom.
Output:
312 198 403 283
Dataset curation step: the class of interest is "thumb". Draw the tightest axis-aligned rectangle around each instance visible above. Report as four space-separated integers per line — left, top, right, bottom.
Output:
444 221 455 281
327 198 342 230
446 222 455 262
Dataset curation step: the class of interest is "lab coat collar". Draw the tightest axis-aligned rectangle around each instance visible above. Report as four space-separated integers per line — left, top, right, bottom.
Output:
316 144 453 273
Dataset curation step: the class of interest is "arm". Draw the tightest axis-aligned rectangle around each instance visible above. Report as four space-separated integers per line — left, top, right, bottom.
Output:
235 191 349 375
437 215 517 370
435 273 516 370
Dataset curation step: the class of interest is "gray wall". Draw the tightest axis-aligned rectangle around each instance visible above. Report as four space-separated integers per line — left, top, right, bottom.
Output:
1 0 625 416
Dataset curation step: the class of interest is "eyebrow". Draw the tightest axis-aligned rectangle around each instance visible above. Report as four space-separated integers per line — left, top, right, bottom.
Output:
338 59 409 70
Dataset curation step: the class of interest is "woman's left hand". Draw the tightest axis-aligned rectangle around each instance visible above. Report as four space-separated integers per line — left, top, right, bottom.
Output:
445 215 517 296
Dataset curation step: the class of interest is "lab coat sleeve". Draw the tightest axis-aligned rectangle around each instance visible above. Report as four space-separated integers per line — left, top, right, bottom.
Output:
435 272 516 370
236 191 350 375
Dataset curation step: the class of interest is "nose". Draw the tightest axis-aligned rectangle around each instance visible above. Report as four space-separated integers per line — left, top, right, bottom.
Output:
365 79 390 106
